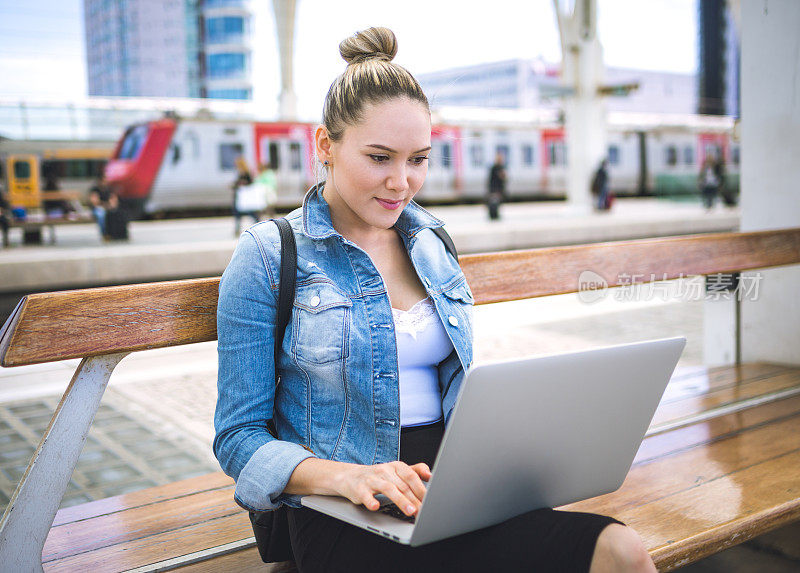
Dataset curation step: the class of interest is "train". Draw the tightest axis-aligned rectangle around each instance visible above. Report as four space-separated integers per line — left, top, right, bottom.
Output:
101 107 738 217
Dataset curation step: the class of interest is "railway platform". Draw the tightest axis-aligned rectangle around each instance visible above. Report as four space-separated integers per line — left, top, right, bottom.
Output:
0 197 739 295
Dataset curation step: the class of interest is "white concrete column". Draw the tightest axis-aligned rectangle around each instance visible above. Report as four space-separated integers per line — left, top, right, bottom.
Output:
738 0 800 365
553 0 607 213
272 0 298 120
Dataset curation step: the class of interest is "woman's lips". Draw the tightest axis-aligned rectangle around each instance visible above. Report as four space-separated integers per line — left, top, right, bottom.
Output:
375 198 403 210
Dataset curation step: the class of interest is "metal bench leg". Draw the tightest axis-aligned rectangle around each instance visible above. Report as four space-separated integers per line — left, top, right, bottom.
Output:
0 352 128 572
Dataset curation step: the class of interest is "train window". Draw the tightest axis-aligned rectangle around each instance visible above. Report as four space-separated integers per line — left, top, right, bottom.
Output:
495 144 510 166
522 144 535 167
289 143 302 171
547 142 566 166
268 143 280 170
118 125 148 160
732 146 740 165
219 143 244 170
665 146 678 167
470 144 484 167
683 146 694 165
607 145 620 165
13 160 31 179
440 143 452 170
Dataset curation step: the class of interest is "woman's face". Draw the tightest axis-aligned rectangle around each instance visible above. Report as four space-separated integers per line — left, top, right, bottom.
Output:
318 97 431 235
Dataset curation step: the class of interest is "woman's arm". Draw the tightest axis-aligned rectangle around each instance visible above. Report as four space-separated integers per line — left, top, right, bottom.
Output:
214 230 315 511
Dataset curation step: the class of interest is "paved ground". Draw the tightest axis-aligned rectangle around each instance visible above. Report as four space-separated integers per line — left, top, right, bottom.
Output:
1 199 796 570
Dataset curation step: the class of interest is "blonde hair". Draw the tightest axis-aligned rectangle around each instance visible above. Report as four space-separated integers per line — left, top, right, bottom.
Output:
322 27 429 142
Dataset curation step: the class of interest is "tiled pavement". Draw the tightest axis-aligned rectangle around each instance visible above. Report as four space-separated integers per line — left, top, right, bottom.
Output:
0 290 798 570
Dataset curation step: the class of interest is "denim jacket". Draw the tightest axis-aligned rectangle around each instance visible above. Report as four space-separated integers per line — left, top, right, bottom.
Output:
214 186 474 511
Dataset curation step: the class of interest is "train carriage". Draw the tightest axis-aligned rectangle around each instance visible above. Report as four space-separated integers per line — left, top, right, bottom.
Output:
103 110 737 217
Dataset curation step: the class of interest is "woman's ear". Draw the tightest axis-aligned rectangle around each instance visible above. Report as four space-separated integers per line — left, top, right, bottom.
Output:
315 125 333 164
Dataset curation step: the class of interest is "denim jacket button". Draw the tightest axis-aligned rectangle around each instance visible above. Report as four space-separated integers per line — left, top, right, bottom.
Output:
448 316 459 327
309 295 321 307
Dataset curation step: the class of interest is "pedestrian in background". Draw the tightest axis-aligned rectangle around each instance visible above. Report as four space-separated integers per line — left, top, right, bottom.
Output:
232 156 260 236
591 159 611 211
487 152 506 220
699 156 720 211
88 178 110 237
255 162 278 220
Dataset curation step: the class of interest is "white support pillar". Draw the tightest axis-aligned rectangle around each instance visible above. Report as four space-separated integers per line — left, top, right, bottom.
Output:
737 0 800 365
272 0 298 121
0 353 128 572
553 0 607 213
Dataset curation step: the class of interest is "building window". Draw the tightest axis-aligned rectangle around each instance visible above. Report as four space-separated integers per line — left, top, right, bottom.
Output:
206 16 245 44
665 146 678 167
219 143 244 170
207 88 250 100
470 144 484 167
522 144 535 167
607 145 620 165
683 146 694 165
206 52 247 79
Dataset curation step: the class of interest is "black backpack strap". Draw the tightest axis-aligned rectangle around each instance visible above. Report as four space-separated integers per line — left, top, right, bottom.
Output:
273 218 296 386
432 226 458 263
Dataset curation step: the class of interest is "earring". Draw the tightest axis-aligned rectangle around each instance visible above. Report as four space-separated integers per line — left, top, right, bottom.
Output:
323 160 329 166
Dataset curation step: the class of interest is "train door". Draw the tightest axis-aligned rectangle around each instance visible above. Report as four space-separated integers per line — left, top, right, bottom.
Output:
258 137 308 205
5 155 40 209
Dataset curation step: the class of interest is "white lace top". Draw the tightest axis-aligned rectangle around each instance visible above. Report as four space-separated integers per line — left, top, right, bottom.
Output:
392 297 454 427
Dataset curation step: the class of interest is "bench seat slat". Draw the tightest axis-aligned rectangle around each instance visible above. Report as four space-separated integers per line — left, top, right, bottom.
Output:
625 452 800 571
650 368 800 427
43 513 250 572
3 228 799 367
51 472 232 527
170 546 273 572
44 487 242 562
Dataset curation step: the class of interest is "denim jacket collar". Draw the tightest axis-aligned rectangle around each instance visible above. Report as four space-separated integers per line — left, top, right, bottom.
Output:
301 183 445 241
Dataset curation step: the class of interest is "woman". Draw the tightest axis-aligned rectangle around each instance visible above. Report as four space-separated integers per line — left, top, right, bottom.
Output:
215 27 654 573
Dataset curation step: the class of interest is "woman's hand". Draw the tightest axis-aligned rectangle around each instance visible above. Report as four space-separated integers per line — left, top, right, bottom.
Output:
334 461 432 516
285 458 432 517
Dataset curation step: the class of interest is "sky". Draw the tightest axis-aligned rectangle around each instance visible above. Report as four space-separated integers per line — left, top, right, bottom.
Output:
0 0 698 120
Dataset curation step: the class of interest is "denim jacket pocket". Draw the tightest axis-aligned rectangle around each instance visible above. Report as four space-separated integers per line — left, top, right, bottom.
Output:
293 281 352 364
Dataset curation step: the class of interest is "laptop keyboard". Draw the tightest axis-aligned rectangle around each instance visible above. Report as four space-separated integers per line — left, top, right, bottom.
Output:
378 502 416 523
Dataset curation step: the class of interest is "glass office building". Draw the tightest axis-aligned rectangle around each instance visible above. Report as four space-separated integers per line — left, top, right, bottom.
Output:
84 0 252 100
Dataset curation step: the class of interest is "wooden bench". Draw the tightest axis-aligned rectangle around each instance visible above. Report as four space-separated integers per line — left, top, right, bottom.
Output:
3 215 96 247
1 228 799 572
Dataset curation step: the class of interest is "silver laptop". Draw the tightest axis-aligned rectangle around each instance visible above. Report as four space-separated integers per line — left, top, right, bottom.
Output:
301 336 686 546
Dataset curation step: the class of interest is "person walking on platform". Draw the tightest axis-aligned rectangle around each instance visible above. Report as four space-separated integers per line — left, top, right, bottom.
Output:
88 178 110 237
591 159 611 211
486 152 507 220
232 157 260 236
255 162 278 220
699 156 720 211
215 26 656 573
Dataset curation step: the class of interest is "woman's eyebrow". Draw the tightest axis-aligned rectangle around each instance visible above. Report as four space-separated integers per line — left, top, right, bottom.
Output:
366 144 432 154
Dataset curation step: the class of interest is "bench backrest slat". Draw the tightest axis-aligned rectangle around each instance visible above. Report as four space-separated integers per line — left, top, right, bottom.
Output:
2 228 799 368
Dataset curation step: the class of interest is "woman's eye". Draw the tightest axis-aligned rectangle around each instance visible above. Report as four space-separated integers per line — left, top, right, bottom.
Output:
410 156 429 165
369 154 389 163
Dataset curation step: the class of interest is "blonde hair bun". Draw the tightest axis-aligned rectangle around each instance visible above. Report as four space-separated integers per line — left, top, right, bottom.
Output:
339 27 398 65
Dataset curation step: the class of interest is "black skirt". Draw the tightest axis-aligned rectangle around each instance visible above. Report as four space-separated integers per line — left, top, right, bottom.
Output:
288 421 622 573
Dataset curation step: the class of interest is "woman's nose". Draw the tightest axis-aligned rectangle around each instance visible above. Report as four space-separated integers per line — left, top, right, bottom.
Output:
386 162 410 193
